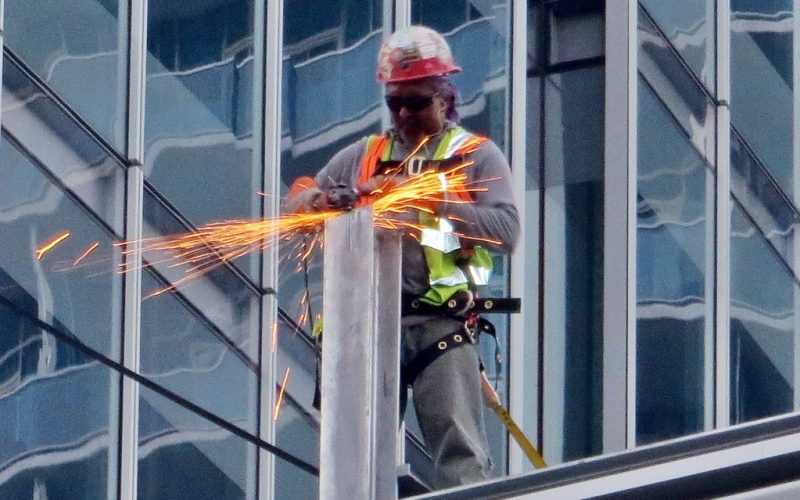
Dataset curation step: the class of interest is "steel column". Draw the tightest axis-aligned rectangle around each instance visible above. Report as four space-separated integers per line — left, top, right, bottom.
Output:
320 207 402 500
119 1 147 499
715 0 732 429
508 0 532 475
258 0 283 496
603 0 637 452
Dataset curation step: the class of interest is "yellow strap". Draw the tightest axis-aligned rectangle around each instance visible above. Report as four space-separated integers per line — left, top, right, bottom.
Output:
481 373 546 469
490 402 547 469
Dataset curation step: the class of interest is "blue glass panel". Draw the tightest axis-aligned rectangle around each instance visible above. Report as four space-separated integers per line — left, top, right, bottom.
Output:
2 56 126 234
145 1 260 281
274 400 319 500
138 386 257 500
0 136 123 358
730 130 797 265
731 0 794 193
4 0 128 149
0 300 116 499
636 76 711 445
139 188 260 431
139 271 259 432
640 0 715 92
730 200 795 423
280 0 383 181
541 66 605 461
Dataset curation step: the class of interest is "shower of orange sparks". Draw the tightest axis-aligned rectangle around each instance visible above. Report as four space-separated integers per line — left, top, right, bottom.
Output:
116 150 499 296
273 367 291 421
72 242 100 266
271 322 279 353
35 231 71 261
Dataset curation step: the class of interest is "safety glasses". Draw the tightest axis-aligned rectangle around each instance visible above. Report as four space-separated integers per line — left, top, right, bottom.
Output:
384 94 438 113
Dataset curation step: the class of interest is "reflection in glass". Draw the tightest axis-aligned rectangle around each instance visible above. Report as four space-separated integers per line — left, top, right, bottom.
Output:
142 187 261 364
731 1 794 193
139 188 260 432
541 67 605 462
0 301 116 499
140 272 259 433
730 200 795 423
4 0 128 149
640 0 715 92
636 77 712 445
145 1 261 281
730 130 797 266
275 399 320 500
138 387 256 500
2 56 126 237
0 136 123 358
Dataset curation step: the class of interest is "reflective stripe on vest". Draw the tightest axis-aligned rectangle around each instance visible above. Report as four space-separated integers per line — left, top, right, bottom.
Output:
359 127 493 305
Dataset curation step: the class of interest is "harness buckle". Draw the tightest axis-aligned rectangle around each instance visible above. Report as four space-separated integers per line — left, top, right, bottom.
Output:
406 157 425 175
463 321 478 344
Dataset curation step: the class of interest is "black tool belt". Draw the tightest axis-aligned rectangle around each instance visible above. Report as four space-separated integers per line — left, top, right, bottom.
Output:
402 292 521 317
402 317 497 386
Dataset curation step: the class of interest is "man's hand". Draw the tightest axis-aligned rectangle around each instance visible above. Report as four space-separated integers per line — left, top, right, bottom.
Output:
285 176 329 213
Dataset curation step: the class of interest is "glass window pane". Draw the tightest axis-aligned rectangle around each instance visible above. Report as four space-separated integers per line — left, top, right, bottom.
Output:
0 300 117 499
730 199 796 423
274 398 319 500
541 66 605 462
145 1 260 279
636 76 713 445
639 0 715 92
4 0 128 149
2 57 126 236
139 189 260 431
0 136 123 359
731 1 794 193
138 386 257 500
139 271 259 431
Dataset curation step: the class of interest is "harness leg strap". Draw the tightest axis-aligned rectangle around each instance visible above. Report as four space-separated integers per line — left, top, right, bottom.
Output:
402 328 472 386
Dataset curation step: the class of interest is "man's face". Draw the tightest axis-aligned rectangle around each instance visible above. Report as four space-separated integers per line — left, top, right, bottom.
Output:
385 79 447 144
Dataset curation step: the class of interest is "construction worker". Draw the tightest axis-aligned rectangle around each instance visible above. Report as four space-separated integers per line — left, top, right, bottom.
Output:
287 26 519 489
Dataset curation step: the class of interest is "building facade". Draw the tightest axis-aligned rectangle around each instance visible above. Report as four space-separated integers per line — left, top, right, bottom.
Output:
0 0 797 497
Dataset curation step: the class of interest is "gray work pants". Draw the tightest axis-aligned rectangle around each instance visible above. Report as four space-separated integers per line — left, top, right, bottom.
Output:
401 317 492 489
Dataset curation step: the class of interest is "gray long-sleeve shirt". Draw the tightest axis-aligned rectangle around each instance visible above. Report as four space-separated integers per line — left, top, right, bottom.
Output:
315 124 520 296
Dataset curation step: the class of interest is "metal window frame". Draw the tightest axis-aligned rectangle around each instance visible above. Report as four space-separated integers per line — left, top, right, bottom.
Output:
119 1 147 499
603 0 637 452
715 0 731 430
794 0 800 414
508 0 531 476
0 0 4 130
395 0 410 29
259 0 283 497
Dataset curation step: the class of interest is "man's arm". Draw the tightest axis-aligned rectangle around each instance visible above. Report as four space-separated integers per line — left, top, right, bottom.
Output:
284 139 366 213
439 140 520 254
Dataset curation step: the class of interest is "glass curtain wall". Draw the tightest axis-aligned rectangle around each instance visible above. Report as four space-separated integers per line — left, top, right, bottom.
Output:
636 6 716 445
526 0 605 465
144 0 261 279
729 0 799 424
139 3 265 497
3 0 129 150
0 57 126 499
731 0 793 193
411 0 513 472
